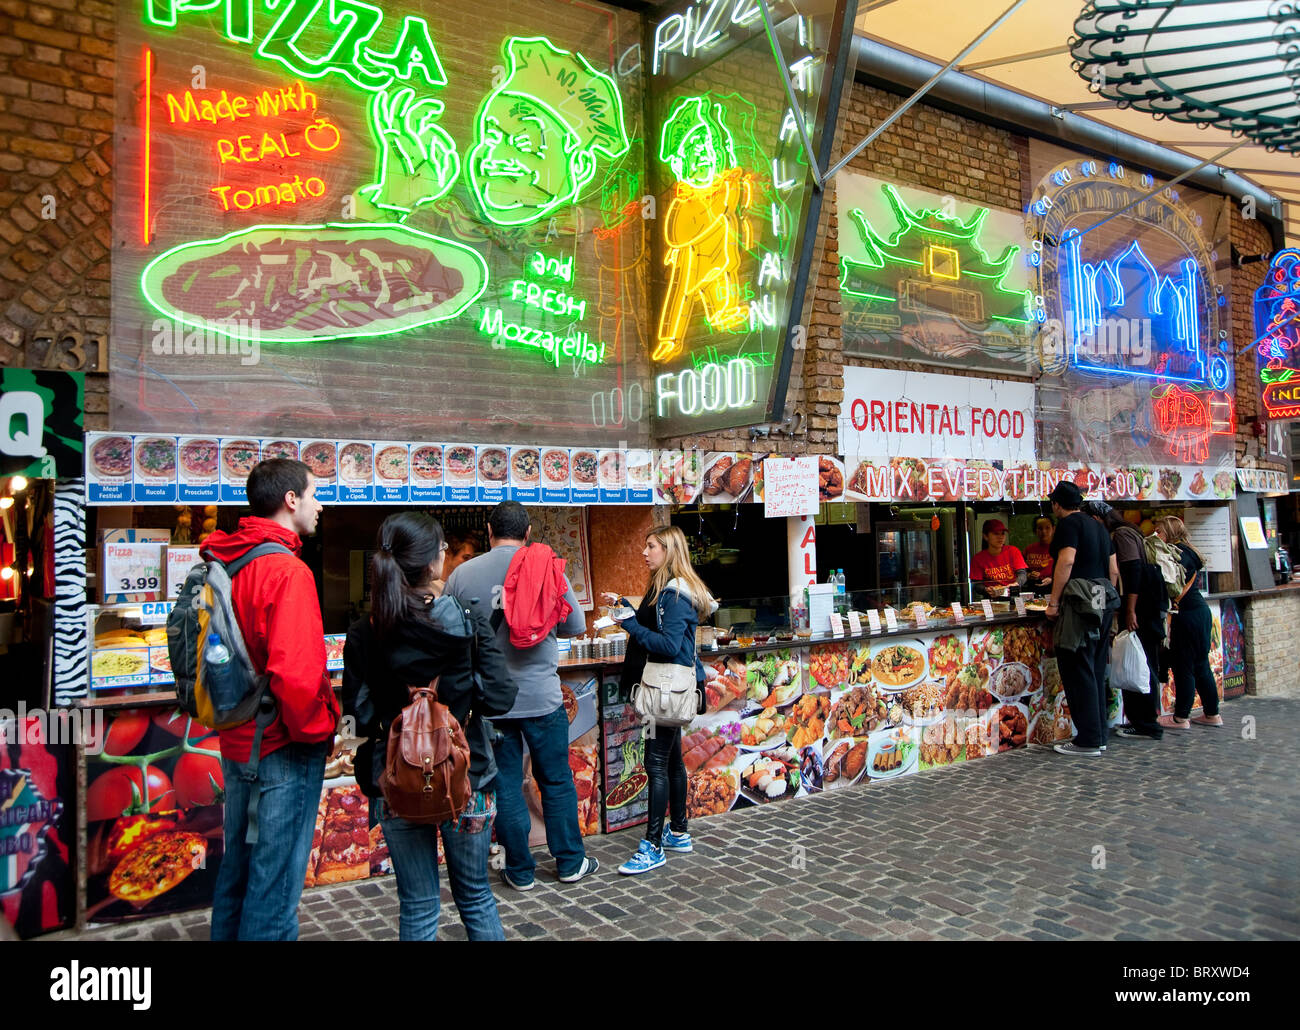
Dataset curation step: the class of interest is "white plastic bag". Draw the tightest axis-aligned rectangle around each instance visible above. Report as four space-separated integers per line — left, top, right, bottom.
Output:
1110 630 1150 693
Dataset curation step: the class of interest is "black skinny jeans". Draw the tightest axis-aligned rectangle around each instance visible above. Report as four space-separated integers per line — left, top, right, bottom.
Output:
1121 616 1165 737
1170 603 1220 719
1057 610 1114 749
643 725 687 844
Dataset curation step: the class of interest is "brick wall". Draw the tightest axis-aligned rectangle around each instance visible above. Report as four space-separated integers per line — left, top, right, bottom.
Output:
0 0 114 428
1241 591 1300 695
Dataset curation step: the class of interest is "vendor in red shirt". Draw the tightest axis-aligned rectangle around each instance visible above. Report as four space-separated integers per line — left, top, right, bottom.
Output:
1023 516 1055 591
970 519 1027 597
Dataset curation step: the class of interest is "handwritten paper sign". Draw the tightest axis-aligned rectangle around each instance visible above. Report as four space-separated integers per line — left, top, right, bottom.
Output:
980 599 994 620
829 612 845 637
884 608 899 631
951 602 965 623
764 456 819 518
1014 595 1027 617
866 609 881 633
166 546 202 599
847 611 863 634
911 603 928 629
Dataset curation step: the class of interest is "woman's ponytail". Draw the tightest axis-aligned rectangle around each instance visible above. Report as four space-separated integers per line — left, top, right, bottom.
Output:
368 512 445 640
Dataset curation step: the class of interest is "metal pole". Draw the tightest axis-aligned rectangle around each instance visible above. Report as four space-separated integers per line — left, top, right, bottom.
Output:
823 0 1029 183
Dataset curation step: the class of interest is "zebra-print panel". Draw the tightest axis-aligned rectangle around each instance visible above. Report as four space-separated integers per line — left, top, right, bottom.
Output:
52 478 88 706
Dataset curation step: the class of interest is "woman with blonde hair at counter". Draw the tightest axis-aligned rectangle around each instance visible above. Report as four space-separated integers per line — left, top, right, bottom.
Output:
1154 515 1223 729
604 524 717 875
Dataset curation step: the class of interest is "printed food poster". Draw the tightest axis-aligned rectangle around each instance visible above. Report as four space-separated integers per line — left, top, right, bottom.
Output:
373 441 411 503
337 441 375 502
84 707 227 922
510 445 542 502
86 433 133 503
476 445 510 503
444 444 478 502
133 435 178 503
1 717 76 939
515 677 601 845
219 437 260 503
177 436 220 503
602 700 648 833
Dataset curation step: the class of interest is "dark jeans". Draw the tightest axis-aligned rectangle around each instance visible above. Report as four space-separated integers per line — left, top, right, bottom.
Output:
375 793 504 941
1121 617 1165 738
644 725 687 843
1058 610 1114 749
493 704 586 883
1170 604 1220 718
211 740 327 941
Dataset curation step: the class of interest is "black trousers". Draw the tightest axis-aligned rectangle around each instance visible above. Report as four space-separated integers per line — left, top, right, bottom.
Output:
1170 603 1220 719
1058 610 1114 749
643 725 687 843
1121 617 1165 737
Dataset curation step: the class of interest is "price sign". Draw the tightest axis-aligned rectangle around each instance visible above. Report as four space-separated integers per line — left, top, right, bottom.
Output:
102 543 165 603
884 608 899 631
866 609 881 633
980 599 994 620
951 602 965 623
1014 595 1027 617
847 611 863 634
167 546 202 599
763 456 819 518
912 603 928 629
829 613 845 637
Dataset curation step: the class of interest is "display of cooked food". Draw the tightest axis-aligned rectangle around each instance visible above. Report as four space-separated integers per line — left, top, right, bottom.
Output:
375 445 409 481
179 439 219 477
411 445 443 481
991 704 1028 751
927 633 965 677
261 440 299 461
512 448 540 484
682 729 738 773
135 438 176 478
222 440 260 478
787 692 829 750
301 441 337 479
829 684 888 737
871 644 926 687
338 443 373 481
901 681 944 722
687 768 738 818
824 738 868 785
819 456 844 500
541 448 569 484
478 447 508 482
91 436 133 477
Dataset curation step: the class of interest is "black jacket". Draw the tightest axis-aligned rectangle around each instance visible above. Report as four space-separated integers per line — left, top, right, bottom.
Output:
342 594 518 796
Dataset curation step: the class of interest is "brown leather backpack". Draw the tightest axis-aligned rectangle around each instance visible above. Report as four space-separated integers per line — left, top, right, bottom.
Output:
378 677 472 825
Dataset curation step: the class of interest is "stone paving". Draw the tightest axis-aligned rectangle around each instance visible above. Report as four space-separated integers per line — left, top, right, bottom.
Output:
71 696 1300 942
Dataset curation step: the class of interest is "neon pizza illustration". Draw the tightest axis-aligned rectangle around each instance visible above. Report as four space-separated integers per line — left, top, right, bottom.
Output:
140 223 489 343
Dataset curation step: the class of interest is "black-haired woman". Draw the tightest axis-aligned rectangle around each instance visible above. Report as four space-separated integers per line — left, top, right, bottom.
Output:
343 512 517 940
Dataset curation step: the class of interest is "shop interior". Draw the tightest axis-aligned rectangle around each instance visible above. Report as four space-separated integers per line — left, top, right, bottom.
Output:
0 474 56 709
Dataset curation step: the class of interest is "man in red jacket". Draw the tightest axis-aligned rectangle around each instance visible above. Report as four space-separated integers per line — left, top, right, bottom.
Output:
202 458 340 940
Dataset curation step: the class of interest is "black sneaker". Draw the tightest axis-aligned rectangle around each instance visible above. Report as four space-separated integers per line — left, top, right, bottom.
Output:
558 857 599 883
1118 727 1160 740
1053 742 1101 757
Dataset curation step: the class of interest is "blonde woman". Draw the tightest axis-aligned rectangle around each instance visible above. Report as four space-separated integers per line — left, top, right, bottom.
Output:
1154 516 1223 728
602 525 717 875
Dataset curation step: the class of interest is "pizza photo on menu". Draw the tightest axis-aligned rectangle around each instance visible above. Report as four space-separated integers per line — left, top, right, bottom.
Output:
91 436 133 478
541 448 570 485
301 441 337 480
445 445 476 482
134 438 176 479
411 445 443 482
221 440 259 479
179 439 219 478
375 446 409 482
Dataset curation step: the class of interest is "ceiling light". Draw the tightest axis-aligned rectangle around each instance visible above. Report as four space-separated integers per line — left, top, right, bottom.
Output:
0 497 12 510
9 476 27 491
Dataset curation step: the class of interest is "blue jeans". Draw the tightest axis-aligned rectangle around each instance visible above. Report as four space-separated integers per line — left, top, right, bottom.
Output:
375 792 504 941
211 740 327 941
493 704 586 883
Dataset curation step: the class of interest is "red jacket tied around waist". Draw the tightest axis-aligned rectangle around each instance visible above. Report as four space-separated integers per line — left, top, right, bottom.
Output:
201 517 340 762
503 543 573 648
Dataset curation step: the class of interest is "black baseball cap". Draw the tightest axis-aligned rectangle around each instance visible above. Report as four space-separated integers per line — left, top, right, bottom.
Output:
1047 480 1083 509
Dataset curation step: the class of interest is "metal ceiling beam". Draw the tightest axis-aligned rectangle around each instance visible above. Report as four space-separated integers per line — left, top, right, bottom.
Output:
757 0 823 188
960 44 1069 72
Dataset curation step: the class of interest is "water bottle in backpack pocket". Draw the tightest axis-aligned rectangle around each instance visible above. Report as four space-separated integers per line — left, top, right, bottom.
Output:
201 631 245 714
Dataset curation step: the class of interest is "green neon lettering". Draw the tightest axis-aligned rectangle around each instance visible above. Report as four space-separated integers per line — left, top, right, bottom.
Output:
475 306 606 367
365 15 447 87
259 0 389 92
468 36 629 227
144 1 253 42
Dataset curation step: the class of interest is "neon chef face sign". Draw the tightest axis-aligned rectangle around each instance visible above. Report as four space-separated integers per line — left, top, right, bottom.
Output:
468 37 629 227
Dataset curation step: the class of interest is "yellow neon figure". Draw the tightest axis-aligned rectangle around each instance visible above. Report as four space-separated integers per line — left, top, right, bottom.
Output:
655 97 755 363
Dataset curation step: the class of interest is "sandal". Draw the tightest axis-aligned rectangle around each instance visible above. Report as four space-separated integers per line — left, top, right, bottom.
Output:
1191 714 1223 726
1157 714 1190 730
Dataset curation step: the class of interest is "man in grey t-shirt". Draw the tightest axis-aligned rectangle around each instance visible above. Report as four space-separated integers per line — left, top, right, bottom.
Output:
445 502 595 889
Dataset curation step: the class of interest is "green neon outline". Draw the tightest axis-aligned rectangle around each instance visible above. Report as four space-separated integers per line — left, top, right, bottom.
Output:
467 36 629 227
658 95 736 188
140 222 489 344
358 87 460 219
364 14 447 88
839 183 1031 323
258 0 389 92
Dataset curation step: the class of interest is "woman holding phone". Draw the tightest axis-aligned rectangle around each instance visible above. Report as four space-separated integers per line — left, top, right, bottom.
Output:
602 525 717 875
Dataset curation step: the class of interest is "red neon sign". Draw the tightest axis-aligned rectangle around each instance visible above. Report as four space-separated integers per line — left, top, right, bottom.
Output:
1152 385 1235 464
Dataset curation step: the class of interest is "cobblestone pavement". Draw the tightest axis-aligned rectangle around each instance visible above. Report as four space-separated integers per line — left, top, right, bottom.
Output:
71 696 1299 942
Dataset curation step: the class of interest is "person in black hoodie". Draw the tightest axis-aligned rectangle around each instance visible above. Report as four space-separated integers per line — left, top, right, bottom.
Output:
343 512 517 940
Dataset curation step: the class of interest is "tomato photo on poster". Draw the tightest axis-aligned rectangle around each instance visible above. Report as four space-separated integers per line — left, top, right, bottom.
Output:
1 717 76 939
84 706 225 923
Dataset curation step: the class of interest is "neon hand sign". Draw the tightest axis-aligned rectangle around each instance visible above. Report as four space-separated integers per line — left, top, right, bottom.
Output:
467 37 629 227
655 95 756 363
1254 248 1300 419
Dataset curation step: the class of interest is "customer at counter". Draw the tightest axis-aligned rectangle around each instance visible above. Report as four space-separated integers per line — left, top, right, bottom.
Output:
1155 516 1223 730
1045 482 1120 758
1024 517 1055 590
970 519 1027 598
